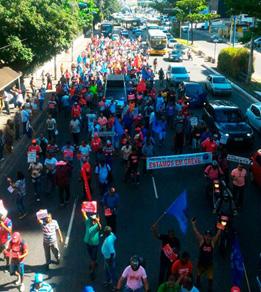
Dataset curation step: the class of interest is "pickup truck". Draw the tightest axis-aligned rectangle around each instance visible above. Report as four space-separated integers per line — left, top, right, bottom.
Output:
105 74 127 111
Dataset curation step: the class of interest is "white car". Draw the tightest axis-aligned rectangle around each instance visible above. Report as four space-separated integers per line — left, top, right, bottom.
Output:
246 103 261 132
205 74 232 96
168 38 176 48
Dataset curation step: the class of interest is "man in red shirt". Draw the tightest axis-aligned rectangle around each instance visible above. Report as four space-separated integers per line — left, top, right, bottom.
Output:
91 133 102 161
201 137 217 153
81 159 92 200
0 210 12 270
71 102 81 119
171 251 193 284
4 232 28 291
28 139 42 157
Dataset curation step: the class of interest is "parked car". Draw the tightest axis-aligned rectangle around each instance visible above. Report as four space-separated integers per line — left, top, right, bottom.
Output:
167 38 177 48
250 149 261 187
205 74 232 96
168 50 183 62
246 103 261 132
167 65 190 86
174 43 186 54
202 100 254 145
254 36 261 48
183 82 208 107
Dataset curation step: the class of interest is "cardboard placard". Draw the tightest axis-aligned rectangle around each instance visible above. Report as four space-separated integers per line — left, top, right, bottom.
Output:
81 201 97 213
162 244 178 262
104 208 112 216
27 151 37 163
36 209 48 220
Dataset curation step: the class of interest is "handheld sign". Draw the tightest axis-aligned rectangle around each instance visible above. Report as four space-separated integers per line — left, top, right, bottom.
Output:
81 201 97 213
104 208 112 217
27 151 37 163
0 200 7 217
36 209 48 220
7 186 15 194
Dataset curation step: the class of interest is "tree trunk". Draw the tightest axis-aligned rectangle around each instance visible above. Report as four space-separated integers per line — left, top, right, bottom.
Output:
191 22 194 44
246 34 254 84
179 21 182 38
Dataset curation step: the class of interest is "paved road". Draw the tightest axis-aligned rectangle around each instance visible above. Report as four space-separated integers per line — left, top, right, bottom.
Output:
182 29 261 80
0 53 260 292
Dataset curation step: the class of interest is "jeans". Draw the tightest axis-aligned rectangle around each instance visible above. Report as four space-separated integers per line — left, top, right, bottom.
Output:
0 144 3 159
39 99 44 111
232 185 245 208
43 241 60 265
16 196 26 214
4 100 10 114
58 184 71 204
46 172 55 194
32 177 41 199
104 257 116 285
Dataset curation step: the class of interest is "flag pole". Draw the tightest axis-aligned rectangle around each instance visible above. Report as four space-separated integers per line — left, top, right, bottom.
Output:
153 212 167 226
243 263 252 292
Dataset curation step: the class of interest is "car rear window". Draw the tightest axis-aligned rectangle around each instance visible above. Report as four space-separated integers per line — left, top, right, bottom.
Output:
213 77 227 83
185 84 204 95
214 109 244 122
171 67 187 74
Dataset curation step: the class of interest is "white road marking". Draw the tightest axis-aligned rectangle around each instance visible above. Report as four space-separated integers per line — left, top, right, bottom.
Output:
64 197 78 248
152 176 159 199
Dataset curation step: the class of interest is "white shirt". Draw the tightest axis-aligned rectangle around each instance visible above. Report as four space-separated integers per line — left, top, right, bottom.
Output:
70 119 81 133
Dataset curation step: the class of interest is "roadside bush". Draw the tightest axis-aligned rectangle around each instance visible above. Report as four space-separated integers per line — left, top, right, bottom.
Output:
218 47 253 80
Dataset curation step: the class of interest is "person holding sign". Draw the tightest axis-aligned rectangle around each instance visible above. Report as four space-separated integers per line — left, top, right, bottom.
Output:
151 223 180 285
82 210 101 281
7 172 27 219
38 213 63 271
101 187 119 233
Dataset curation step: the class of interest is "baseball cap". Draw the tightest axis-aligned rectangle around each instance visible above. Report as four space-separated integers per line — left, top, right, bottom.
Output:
34 273 43 284
32 139 37 144
90 214 97 220
231 286 240 292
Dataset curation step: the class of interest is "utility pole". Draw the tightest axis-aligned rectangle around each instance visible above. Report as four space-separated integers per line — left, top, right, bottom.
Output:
246 33 254 84
232 15 237 47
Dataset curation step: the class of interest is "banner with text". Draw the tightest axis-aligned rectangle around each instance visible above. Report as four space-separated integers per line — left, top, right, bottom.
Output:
146 152 213 170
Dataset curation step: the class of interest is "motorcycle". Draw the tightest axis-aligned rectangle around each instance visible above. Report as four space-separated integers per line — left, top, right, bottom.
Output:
215 180 237 257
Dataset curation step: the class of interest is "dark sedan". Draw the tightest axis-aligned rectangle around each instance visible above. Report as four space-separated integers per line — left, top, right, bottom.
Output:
184 82 208 107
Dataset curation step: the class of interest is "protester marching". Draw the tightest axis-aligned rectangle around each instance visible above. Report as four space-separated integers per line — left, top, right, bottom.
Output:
0 24 255 292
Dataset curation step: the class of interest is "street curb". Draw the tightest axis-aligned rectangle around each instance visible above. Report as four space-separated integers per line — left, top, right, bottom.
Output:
201 64 260 104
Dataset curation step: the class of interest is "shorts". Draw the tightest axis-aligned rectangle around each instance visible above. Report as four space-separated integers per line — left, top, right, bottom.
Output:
197 262 213 279
10 261 24 276
87 244 98 261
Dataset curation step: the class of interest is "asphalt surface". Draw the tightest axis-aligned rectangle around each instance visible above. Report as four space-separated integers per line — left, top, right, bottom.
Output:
0 49 261 292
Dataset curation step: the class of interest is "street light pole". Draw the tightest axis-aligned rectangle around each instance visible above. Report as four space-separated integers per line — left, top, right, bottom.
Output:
213 40 217 63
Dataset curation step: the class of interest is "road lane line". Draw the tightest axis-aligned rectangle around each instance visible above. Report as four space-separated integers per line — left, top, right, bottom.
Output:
64 197 78 248
151 176 159 199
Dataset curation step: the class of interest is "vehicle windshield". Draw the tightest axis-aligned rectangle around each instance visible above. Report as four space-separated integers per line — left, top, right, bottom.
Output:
213 77 227 84
215 109 244 123
171 67 187 74
150 37 166 50
185 84 204 96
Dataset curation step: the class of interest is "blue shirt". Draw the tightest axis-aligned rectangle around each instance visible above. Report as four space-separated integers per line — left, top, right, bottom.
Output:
30 282 53 291
101 233 116 259
61 95 70 107
102 192 119 210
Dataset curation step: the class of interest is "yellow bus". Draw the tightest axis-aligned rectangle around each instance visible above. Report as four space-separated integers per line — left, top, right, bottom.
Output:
147 29 167 55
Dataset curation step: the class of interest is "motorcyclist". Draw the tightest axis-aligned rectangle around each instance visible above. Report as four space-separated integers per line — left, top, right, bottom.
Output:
204 161 224 197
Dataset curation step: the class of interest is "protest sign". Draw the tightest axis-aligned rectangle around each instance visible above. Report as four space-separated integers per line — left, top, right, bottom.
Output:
81 201 97 213
36 209 48 220
227 154 250 165
27 151 37 163
147 152 212 170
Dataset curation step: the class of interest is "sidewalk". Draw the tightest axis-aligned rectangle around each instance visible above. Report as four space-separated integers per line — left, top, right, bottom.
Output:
0 34 90 165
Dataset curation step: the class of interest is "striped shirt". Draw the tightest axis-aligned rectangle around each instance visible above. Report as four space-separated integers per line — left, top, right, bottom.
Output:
41 220 59 244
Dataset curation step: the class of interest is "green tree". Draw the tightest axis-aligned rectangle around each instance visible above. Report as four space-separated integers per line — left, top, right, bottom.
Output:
0 0 98 72
176 0 207 43
224 0 261 18
95 0 121 22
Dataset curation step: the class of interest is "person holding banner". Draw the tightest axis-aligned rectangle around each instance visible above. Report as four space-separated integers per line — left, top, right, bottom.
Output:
82 211 102 280
151 223 180 285
191 218 221 292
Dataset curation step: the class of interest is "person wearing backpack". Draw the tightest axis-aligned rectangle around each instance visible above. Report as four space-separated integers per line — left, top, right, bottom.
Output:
4 232 28 292
95 160 112 196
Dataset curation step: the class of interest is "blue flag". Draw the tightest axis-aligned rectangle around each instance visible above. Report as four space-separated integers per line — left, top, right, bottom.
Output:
114 117 124 136
165 191 188 234
231 236 244 287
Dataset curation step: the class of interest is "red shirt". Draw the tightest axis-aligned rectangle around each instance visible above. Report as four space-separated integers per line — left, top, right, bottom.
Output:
171 259 193 278
28 144 41 155
91 137 102 152
201 138 217 153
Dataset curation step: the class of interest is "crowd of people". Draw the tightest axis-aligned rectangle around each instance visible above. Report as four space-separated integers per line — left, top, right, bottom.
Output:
0 33 246 292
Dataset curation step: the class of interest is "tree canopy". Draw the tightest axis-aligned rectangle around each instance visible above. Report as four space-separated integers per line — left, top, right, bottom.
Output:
0 0 98 72
224 0 261 18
